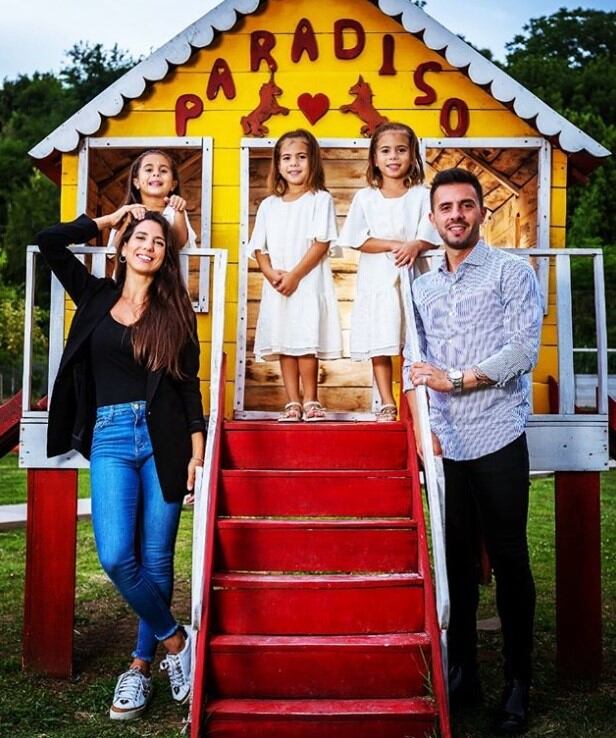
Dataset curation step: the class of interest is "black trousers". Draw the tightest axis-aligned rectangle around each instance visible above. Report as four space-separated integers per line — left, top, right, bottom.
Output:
443 433 535 681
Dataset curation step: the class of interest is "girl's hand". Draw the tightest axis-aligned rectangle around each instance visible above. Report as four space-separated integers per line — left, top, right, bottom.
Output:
266 269 286 288
410 361 452 393
391 240 422 267
276 271 300 296
165 195 187 212
186 456 203 502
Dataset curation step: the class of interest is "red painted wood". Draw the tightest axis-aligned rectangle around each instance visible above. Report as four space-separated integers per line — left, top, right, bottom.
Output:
205 697 437 737
405 421 452 738
208 633 431 699
216 518 418 573
554 471 602 677
219 469 413 517
222 423 407 470
23 468 78 677
0 390 21 456
191 354 227 738
212 573 425 635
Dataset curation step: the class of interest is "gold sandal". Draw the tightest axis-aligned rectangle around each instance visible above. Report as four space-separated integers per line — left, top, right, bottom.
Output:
376 404 397 423
303 401 326 422
278 402 302 423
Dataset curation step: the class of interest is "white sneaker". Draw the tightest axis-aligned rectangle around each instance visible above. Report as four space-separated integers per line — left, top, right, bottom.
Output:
109 667 153 720
160 626 193 705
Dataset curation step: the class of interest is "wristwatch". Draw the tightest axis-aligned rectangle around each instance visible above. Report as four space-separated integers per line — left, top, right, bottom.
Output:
447 368 464 393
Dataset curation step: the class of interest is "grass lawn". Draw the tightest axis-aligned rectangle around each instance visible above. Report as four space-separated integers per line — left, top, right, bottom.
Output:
0 457 614 737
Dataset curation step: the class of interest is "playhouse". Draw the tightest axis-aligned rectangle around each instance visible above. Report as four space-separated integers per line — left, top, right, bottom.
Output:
19 0 610 736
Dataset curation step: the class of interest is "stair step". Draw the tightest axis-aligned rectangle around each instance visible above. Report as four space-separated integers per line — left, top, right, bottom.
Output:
222 423 408 470
212 572 425 635
219 470 413 517
209 633 432 699
216 518 418 573
205 697 437 737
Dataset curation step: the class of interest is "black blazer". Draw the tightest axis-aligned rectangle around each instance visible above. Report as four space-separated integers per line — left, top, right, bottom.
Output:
36 215 206 502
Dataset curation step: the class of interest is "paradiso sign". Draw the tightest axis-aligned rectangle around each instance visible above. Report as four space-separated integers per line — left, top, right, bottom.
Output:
175 17 470 138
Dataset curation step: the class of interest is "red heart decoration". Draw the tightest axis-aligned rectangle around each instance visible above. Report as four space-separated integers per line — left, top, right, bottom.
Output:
297 93 330 125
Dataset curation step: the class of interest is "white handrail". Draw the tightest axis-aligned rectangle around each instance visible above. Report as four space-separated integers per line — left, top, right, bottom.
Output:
400 267 450 673
190 249 227 632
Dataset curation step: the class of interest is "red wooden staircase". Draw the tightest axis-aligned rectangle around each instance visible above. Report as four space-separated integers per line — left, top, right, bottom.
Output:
191 420 451 737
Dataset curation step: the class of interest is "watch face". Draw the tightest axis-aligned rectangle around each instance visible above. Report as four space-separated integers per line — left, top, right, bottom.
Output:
449 369 463 381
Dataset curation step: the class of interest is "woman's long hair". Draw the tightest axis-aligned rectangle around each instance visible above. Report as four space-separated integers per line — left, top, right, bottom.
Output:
366 122 425 189
267 129 327 196
122 149 182 206
115 211 196 379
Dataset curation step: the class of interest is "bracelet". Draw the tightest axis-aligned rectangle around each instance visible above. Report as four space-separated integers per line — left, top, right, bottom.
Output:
471 365 494 386
191 456 204 463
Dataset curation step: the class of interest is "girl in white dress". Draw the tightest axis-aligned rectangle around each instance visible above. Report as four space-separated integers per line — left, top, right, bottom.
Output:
337 122 440 422
250 129 342 422
109 149 197 250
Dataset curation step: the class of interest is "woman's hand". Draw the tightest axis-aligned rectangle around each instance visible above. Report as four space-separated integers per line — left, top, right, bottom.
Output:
94 204 146 233
165 195 187 212
185 456 203 504
410 361 452 393
276 271 300 296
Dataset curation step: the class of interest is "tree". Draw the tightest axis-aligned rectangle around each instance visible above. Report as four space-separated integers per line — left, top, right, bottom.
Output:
0 42 136 288
504 8 616 247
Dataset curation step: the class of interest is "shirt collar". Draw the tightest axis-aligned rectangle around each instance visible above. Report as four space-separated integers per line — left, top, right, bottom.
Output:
439 239 489 273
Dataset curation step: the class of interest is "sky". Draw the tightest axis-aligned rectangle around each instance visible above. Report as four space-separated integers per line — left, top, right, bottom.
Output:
1 0 614 81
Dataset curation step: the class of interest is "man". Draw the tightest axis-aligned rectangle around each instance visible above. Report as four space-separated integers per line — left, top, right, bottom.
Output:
403 168 543 735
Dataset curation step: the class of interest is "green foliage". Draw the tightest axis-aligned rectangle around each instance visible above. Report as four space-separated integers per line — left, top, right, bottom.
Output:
0 42 136 289
60 42 136 112
503 8 616 248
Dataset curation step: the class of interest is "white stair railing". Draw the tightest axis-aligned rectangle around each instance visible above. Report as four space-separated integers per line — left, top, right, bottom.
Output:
400 265 450 681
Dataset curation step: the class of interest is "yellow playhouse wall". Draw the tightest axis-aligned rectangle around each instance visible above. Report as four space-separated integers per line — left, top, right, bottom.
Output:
61 0 564 415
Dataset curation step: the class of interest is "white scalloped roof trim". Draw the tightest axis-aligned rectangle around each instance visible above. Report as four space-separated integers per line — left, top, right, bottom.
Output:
30 0 609 161
378 0 609 158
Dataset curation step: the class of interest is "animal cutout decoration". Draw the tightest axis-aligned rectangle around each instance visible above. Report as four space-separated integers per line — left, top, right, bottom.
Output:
241 73 290 136
340 75 389 136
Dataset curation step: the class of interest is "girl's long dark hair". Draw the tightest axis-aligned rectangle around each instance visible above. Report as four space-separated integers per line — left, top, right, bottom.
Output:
122 149 182 205
267 129 327 196
115 211 196 379
366 122 424 189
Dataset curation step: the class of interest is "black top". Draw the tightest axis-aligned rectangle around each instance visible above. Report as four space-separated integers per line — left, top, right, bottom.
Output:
90 313 148 406
36 214 206 502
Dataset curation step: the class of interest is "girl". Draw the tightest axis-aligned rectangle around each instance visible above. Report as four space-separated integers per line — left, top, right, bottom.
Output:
337 122 440 421
250 129 342 422
109 149 196 250
36 205 205 720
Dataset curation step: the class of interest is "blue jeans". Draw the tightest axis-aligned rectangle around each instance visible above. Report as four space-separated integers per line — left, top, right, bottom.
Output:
90 401 182 662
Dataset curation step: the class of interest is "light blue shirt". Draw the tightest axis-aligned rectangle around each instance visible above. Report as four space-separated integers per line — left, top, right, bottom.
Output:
403 241 543 461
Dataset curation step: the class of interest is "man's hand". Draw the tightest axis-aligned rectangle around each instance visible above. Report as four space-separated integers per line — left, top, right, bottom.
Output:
410 361 453 392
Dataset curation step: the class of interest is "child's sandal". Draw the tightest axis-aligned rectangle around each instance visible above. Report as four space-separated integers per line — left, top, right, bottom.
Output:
303 401 326 422
376 404 397 423
278 402 303 423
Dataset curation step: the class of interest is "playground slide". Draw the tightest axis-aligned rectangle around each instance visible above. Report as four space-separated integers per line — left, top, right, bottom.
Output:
0 391 47 458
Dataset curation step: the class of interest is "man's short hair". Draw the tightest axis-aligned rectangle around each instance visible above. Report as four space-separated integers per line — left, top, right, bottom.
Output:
430 168 484 210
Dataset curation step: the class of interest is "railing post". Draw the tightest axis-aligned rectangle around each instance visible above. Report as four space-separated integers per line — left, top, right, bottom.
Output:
23 468 78 677
554 470 602 678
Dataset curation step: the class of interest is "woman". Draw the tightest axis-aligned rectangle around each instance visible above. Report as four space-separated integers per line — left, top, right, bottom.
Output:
36 206 205 721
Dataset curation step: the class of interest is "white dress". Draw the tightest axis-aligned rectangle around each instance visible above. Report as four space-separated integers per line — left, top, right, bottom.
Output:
250 191 343 362
337 186 440 360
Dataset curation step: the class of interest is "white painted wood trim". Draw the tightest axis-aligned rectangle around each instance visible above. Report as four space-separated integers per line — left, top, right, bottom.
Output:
556 254 575 414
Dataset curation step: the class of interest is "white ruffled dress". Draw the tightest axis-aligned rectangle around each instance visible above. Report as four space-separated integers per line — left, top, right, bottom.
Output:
337 186 440 360
250 190 343 362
